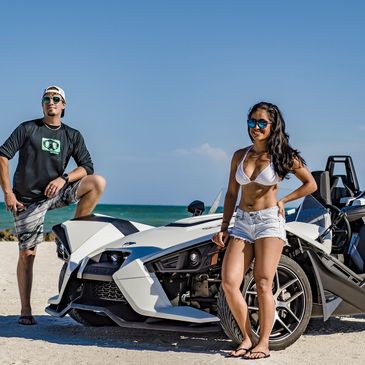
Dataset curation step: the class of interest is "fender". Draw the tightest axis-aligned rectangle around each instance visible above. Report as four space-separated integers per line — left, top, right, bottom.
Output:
306 250 365 320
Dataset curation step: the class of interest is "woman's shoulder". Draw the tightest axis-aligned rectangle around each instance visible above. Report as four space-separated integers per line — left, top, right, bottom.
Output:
291 155 306 171
233 146 252 158
231 146 252 164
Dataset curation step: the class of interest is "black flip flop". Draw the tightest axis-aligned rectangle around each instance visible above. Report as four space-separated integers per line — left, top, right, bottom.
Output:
243 351 270 360
225 347 251 358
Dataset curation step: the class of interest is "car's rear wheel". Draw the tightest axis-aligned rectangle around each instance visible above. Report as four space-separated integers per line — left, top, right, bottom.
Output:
217 255 312 350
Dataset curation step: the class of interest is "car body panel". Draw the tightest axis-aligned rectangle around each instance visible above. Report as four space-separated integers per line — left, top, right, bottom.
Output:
113 258 218 322
285 221 332 254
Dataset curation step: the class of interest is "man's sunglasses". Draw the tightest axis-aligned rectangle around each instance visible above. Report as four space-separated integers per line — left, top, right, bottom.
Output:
42 96 62 104
247 119 271 129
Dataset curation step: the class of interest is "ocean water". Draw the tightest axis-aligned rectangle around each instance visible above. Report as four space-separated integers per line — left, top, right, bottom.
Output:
0 202 222 232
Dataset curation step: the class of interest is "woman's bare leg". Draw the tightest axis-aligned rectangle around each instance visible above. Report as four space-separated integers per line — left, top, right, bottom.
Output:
221 237 255 356
245 237 284 359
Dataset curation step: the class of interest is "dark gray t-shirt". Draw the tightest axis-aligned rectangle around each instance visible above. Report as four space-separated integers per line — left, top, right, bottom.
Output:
0 119 94 202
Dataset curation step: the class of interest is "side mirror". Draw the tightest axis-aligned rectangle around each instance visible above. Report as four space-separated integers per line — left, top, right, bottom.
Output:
187 200 205 216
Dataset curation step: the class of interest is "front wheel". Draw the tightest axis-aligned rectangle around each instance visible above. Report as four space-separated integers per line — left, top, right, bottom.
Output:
58 263 116 326
217 255 313 350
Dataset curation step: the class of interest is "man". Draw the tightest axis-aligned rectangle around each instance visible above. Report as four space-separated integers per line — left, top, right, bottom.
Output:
0 86 105 325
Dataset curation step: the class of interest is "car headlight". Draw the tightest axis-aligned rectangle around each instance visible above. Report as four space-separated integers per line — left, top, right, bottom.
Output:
148 242 217 273
98 251 127 265
56 238 70 261
189 250 201 267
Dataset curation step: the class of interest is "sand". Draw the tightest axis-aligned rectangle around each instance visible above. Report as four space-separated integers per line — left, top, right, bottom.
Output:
1 241 365 365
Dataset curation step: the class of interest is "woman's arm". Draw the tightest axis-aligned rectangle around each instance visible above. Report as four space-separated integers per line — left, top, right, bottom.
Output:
221 151 241 230
277 158 317 216
212 150 241 247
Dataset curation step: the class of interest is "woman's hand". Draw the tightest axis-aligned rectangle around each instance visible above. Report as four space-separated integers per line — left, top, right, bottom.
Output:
212 230 230 248
277 200 285 217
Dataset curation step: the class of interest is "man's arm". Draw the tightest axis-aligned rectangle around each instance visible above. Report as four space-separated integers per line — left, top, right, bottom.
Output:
44 130 93 198
72 132 94 175
0 124 27 161
0 124 27 211
44 166 87 198
0 156 24 212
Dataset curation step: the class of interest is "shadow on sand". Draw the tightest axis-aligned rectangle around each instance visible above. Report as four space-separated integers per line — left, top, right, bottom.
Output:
1 314 365 353
306 315 365 335
0 315 230 354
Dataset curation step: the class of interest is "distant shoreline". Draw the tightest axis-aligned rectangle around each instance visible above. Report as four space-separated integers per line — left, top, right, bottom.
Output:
0 227 55 241
0 203 221 231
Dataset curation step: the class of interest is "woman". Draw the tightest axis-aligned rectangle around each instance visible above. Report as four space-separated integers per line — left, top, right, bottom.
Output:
212 102 317 360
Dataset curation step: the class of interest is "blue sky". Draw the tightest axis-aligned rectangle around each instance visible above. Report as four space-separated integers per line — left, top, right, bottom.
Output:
0 0 364 205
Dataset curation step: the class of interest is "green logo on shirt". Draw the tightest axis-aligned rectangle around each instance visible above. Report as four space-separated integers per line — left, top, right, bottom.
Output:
42 138 61 154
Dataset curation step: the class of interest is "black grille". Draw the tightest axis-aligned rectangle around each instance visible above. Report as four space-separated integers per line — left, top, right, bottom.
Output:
160 256 179 269
92 281 126 302
83 262 120 280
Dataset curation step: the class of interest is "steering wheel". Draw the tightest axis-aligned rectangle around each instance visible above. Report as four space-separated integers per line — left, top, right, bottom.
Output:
325 204 351 254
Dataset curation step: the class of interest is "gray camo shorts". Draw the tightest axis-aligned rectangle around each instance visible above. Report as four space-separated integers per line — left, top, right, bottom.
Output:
14 181 81 250
229 206 287 243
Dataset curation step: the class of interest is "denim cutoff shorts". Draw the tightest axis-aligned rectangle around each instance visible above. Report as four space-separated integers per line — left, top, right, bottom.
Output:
229 206 286 243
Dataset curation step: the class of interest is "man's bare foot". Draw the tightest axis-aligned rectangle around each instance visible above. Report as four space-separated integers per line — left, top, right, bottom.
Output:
18 315 37 325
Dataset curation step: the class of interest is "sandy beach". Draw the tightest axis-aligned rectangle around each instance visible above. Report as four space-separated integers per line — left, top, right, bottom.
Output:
1 241 365 365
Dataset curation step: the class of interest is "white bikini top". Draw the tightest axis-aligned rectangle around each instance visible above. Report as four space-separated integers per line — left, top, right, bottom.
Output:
235 146 280 186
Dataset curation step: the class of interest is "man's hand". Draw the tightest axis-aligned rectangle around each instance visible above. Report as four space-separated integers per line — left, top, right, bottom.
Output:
4 191 25 213
44 177 66 198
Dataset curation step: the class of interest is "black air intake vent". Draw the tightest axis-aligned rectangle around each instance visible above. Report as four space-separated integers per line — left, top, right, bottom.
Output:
82 262 121 281
91 281 126 302
160 256 180 269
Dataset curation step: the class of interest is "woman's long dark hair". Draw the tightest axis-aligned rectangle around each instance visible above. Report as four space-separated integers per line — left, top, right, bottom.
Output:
248 101 305 179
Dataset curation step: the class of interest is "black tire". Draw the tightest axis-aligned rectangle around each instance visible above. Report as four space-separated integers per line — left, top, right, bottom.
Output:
58 262 116 327
66 307 116 327
217 255 312 351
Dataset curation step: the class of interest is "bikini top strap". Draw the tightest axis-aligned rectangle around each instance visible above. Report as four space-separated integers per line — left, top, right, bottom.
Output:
242 146 252 163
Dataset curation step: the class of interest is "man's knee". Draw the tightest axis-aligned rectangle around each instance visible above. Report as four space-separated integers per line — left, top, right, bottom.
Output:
18 248 36 264
83 174 106 194
92 175 106 193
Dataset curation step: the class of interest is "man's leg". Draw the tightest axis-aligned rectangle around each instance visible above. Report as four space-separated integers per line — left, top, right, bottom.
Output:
14 202 48 325
74 175 106 218
17 247 37 324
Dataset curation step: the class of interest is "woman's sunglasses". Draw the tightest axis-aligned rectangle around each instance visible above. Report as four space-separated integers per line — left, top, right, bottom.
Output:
42 96 62 104
247 118 271 129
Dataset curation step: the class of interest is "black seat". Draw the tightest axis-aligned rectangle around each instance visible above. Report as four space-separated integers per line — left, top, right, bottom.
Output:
311 170 332 205
330 175 354 207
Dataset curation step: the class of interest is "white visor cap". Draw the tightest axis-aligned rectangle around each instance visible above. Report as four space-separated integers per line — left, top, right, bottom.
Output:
43 85 66 102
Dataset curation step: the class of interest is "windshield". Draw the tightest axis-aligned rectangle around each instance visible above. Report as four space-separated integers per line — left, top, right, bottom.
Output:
286 195 331 230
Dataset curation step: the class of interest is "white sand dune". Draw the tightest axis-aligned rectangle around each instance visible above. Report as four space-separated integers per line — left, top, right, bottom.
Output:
1 241 365 365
